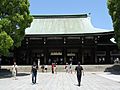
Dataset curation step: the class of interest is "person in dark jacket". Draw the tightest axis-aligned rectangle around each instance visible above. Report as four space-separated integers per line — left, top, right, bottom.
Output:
75 62 84 86
31 62 38 84
51 63 54 74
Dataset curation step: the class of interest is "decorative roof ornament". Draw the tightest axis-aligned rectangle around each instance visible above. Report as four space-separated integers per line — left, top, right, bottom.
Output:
110 38 116 43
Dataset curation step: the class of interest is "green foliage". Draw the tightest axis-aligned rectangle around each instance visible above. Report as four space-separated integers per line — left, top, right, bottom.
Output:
0 31 13 56
107 0 120 48
0 0 33 56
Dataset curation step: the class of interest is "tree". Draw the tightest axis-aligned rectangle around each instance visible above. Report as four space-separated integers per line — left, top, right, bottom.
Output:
0 0 33 56
107 0 120 48
0 31 13 56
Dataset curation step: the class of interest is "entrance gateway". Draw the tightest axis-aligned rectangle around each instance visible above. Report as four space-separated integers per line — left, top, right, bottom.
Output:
2 14 119 65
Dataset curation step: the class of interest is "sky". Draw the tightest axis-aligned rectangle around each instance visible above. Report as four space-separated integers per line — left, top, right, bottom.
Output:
29 0 113 30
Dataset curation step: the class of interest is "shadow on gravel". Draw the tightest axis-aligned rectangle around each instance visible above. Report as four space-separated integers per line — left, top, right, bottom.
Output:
104 64 120 75
17 73 30 77
0 69 12 78
0 69 30 79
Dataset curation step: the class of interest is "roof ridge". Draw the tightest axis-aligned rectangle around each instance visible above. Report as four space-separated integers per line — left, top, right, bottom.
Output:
32 14 88 18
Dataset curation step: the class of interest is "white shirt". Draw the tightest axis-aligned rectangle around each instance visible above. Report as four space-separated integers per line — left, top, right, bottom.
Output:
12 65 17 72
45 65 48 68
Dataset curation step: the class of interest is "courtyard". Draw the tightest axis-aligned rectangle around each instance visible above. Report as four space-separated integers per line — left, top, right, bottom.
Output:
0 72 120 90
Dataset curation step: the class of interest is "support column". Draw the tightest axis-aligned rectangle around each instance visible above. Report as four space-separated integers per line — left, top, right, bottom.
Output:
106 46 110 64
82 52 84 64
78 48 82 63
94 37 98 64
43 37 47 64
95 47 97 64
63 37 67 64
63 47 67 64
26 38 29 65
81 47 84 64
81 37 84 64
44 48 47 64
91 47 95 64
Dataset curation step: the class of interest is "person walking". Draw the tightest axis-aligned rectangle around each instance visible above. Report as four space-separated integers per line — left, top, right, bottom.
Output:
75 62 84 86
31 62 38 84
45 65 48 72
51 63 54 74
12 61 18 80
54 63 57 74
69 62 72 74
65 63 69 73
38 58 40 68
41 64 44 73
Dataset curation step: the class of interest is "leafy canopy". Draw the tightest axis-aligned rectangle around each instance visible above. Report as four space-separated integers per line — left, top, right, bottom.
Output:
0 0 33 56
0 31 13 56
107 0 120 48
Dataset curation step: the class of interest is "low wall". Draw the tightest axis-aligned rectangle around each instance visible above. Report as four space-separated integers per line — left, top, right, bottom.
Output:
1 64 119 72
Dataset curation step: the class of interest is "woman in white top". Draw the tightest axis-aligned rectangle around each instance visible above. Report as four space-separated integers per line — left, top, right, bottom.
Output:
54 63 57 74
12 62 18 80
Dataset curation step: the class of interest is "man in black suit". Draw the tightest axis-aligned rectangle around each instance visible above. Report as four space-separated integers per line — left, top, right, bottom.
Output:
75 62 84 86
31 61 38 84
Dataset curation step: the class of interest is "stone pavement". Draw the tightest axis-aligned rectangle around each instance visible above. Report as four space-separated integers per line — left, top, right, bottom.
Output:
0 72 120 90
98 72 120 82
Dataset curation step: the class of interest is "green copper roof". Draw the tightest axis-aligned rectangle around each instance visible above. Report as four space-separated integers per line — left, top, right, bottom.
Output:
25 14 113 35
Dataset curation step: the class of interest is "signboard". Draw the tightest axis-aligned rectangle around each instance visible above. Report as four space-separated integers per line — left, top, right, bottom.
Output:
67 53 76 56
50 52 62 55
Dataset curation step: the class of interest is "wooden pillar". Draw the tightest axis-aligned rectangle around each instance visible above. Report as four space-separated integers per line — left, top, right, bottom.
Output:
43 37 47 64
26 38 29 65
63 37 67 64
81 37 84 64
81 46 84 64
44 48 47 64
95 47 97 64
91 47 96 64
63 47 67 64
82 52 84 64
94 37 98 64
106 46 110 64
78 48 81 63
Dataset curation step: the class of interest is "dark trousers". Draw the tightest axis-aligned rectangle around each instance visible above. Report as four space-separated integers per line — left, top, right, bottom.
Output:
52 68 54 74
77 74 82 85
32 72 37 84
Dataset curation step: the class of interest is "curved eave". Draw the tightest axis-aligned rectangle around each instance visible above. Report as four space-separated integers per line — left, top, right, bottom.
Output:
25 31 114 38
25 29 114 35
